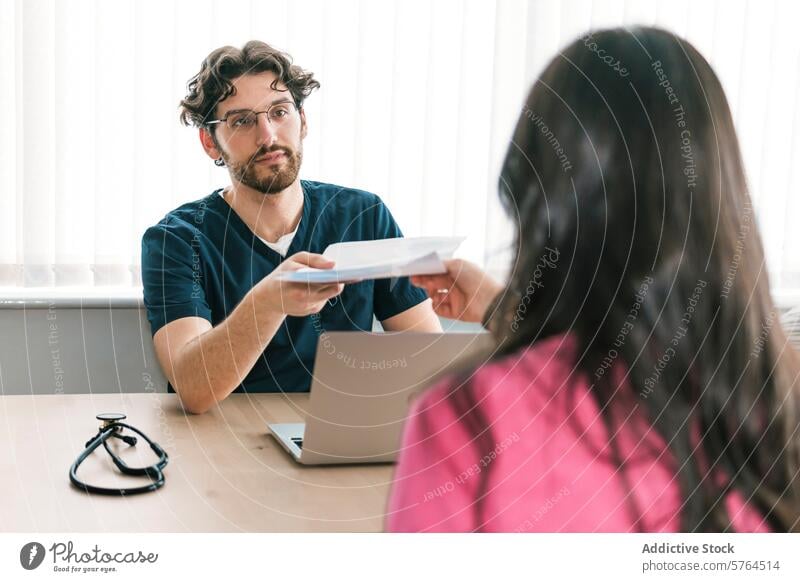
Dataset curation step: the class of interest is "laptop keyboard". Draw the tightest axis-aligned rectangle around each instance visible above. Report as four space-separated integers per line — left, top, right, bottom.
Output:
290 437 304 449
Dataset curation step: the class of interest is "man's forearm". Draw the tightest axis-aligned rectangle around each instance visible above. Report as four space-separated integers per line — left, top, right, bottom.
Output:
171 292 286 413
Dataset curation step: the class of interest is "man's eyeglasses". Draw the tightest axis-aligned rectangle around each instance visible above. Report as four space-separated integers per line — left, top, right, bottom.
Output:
206 101 298 131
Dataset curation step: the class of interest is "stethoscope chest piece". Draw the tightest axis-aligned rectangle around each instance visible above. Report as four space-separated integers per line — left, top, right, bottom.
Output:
97 412 126 424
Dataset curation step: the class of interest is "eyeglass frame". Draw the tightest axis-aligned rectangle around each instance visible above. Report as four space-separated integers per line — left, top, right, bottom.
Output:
204 99 301 132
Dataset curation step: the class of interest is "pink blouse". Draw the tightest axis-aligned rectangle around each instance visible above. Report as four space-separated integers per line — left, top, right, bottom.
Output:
386 334 771 532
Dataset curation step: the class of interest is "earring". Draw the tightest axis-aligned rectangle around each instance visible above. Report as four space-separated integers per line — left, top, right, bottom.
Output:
214 158 225 167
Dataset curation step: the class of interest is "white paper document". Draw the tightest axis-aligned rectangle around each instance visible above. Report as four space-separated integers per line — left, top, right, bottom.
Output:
275 236 465 284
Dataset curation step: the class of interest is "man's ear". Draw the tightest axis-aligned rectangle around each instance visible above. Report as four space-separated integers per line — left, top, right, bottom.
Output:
299 108 308 139
199 128 222 160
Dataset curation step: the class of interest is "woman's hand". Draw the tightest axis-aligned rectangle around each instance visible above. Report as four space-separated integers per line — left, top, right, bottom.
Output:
410 259 503 323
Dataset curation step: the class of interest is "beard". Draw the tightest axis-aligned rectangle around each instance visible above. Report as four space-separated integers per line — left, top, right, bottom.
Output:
222 143 303 195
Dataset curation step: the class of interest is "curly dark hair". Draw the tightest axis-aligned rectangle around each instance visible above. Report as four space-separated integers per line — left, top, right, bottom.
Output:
179 40 320 127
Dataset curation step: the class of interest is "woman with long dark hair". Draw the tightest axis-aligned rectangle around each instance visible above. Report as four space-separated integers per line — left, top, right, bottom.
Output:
387 27 800 532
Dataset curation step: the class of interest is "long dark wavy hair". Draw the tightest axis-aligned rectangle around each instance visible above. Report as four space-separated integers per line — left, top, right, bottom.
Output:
451 27 800 531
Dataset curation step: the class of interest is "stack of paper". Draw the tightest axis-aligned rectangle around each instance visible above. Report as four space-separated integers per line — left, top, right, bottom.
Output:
276 236 465 284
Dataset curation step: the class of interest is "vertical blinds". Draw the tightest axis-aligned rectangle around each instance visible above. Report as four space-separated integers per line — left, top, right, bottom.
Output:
0 0 798 305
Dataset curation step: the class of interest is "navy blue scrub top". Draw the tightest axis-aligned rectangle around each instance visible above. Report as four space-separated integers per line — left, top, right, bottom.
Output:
141 180 428 393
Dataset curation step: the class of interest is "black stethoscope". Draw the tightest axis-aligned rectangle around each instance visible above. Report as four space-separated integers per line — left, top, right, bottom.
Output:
70 413 169 496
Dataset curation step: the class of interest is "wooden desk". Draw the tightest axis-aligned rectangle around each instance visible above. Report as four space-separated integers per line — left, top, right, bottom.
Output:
0 393 394 532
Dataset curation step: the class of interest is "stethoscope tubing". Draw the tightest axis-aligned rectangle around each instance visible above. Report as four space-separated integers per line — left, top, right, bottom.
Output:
70 421 169 496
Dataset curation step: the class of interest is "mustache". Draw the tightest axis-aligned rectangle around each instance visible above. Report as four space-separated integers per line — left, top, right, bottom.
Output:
249 145 293 164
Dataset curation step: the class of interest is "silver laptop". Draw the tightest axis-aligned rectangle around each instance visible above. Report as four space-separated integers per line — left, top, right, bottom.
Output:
267 331 491 465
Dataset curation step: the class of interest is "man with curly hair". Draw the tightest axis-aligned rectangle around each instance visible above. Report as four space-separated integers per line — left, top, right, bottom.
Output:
142 41 440 414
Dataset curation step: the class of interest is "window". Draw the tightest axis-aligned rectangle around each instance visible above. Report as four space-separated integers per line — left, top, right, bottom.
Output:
1 0 798 306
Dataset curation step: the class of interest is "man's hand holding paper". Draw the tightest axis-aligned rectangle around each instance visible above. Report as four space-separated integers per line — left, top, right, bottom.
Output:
275 236 465 284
